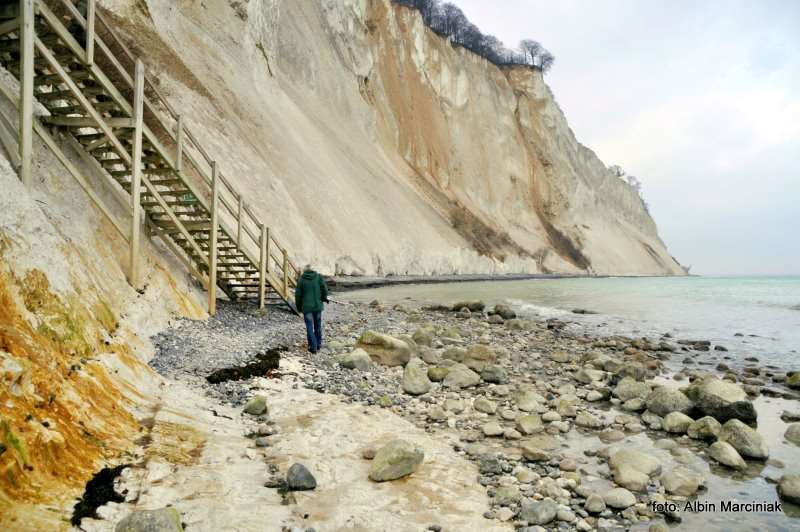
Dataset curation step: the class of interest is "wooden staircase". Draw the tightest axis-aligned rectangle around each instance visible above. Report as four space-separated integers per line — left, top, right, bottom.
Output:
0 0 299 314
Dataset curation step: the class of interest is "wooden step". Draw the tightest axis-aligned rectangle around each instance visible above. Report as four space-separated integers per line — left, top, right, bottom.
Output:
37 87 107 101
48 100 120 114
37 70 93 84
140 200 199 209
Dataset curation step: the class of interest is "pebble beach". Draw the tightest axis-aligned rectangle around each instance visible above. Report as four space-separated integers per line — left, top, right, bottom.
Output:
143 294 800 531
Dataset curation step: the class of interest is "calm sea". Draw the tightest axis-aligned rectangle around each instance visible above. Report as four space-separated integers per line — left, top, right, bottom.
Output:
342 276 800 370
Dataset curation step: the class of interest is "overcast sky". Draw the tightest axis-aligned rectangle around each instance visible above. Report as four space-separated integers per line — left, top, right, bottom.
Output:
452 0 799 275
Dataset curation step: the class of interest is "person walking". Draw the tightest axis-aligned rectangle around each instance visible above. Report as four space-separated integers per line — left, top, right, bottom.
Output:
294 265 329 353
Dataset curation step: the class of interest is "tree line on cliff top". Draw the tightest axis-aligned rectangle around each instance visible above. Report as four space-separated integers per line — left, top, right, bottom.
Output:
392 0 555 74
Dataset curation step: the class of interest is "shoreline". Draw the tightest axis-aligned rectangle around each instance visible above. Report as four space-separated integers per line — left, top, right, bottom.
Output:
327 273 689 292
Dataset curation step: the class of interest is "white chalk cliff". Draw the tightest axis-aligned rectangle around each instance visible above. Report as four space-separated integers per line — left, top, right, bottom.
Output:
101 0 683 276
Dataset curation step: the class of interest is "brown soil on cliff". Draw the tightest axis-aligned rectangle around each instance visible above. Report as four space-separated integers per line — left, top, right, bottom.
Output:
0 268 138 529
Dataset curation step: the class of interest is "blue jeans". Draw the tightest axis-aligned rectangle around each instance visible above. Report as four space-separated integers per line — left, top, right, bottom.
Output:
303 312 323 352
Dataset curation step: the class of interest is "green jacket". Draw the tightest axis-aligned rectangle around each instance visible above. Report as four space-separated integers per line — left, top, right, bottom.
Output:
295 270 328 314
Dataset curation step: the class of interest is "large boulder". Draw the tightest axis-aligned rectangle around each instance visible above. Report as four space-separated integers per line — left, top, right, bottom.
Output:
427 367 449 382
464 345 497 372
519 499 558 525
707 441 746 470
785 424 800 446
243 395 268 416
609 449 662 477
786 372 800 390
411 326 436 347
441 347 466 363
115 509 183 532
603 488 636 509
506 318 533 331
337 348 372 371
584 494 606 514
609 449 661 491
575 411 605 429
574 368 607 384
369 439 424 482
516 414 544 435
663 412 694 434
687 416 722 441
514 388 546 412
778 475 800 504
480 364 508 384
402 359 432 395
494 485 522 506
612 377 652 401
442 363 480 390
473 397 498 414
521 434 559 462
452 300 485 312
356 331 412 367
556 397 578 418
613 465 650 492
717 419 769 459
286 463 317 491
493 304 516 320
684 378 757 423
645 387 693 416
614 362 649 382
661 468 703 497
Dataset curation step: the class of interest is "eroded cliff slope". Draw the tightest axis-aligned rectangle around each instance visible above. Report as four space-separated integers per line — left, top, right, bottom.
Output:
101 0 683 276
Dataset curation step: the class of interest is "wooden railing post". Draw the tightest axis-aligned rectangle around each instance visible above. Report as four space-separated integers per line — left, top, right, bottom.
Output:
237 195 243 249
175 115 183 172
18 0 34 185
129 59 145 288
85 0 95 66
259 224 267 309
265 227 271 273
282 249 289 298
208 161 220 315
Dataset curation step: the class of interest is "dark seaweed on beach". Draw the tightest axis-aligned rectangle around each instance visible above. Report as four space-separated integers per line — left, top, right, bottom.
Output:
205 347 283 384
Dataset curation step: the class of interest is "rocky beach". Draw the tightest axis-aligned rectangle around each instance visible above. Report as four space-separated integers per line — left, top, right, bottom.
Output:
79 291 800 532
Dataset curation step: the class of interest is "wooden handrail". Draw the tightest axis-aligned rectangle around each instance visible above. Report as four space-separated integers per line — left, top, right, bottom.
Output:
39 0 299 295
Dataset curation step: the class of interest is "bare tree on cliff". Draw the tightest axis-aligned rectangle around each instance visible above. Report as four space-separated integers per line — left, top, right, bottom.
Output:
477 34 505 64
539 51 555 74
390 0 556 75
520 39 542 67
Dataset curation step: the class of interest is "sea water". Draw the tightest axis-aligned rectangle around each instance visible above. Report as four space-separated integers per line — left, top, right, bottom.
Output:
343 276 800 370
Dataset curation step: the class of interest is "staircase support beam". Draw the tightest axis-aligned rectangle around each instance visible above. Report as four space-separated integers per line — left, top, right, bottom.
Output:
129 60 145 288
259 224 268 309
19 0 34 185
237 196 243 249
282 249 289 300
208 161 220 315
175 115 183 172
85 0 96 66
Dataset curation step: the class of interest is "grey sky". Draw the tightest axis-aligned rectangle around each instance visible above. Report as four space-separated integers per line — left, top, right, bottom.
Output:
452 0 800 275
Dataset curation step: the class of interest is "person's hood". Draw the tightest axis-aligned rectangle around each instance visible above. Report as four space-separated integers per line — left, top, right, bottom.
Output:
301 270 318 280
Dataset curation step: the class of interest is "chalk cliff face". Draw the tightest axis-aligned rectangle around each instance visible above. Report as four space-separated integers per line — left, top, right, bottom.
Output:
101 0 683 276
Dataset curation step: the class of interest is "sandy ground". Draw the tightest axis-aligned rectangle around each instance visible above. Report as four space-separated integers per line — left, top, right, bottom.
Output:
79 357 507 532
